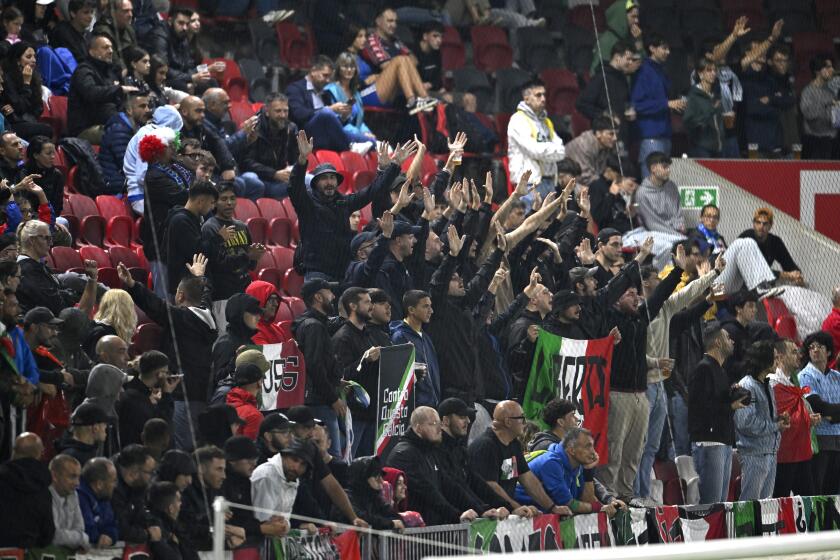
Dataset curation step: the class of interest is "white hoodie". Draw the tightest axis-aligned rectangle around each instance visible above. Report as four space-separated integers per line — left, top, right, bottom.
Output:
250 453 299 522
507 101 566 185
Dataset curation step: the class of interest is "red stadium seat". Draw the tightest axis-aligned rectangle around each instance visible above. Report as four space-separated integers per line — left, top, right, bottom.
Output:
307 153 319 172
285 296 305 317
270 246 294 272
68 193 105 247
247 217 268 245
253 251 276 275
281 198 297 222
268 217 294 247
567 4 605 31
340 151 368 174
540 68 579 116
353 170 375 191
282 268 304 297
233 197 261 222
202 58 248 100
97 267 121 288
109 246 149 286
131 323 162 357
257 268 283 289
275 300 294 323
441 26 466 70
41 95 68 138
275 23 316 71
653 459 685 506
96 195 133 248
79 245 111 268
256 197 287 220
229 100 256 128
470 26 513 73
50 246 83 272
314 150 345 171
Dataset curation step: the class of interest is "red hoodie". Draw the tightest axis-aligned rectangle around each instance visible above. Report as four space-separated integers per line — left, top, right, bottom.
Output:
245 280 292 344
226 387 262 440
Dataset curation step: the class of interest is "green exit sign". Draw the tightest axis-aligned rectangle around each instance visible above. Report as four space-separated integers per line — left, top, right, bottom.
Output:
679 186 719 209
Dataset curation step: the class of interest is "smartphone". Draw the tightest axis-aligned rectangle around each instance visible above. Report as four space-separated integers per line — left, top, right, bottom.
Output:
167 374 184 381
346 98 357 106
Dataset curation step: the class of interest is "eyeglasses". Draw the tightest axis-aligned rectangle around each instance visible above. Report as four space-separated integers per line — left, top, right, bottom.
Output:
507 415 527 422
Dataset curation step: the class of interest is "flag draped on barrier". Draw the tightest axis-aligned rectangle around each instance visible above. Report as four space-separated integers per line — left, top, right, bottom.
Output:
522 333 614 463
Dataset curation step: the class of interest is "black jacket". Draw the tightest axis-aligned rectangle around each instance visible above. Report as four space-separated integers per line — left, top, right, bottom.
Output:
112 471 151 544
221 468 262 543
163 207 203 295
332 320 390 421
426 249 503 403
116 376 174 446
668 298 712 400
165 27 197 92
0 71 44 127
211 293 259 386
17 255 76 315
688 354 736 445
374 218 430 321
141 162 190 262
0 458 55 548
343 233 390 291
607 265 682 391
68 57 125 135
146 508 198 560
433 431 503 511
99 112 137 193
201 216 255 300
288 160 399 280
385 428 478 525
23 160 64 215
179 479 217 551
292 308 343 406
588 175 633 234
54 432 100 465
82 321 117 359
181 121 237 173
506 307 544 400
338 456 400 529
127 279 218 402
50 20 87 62
576 63 631 142
241 111 299 181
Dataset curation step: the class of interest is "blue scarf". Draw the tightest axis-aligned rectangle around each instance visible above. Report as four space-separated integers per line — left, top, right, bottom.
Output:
697 223 725 253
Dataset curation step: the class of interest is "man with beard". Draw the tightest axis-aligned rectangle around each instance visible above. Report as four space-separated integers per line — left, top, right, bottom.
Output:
241 93 299 200
22 306 75 401
222 436 287 545
178 96 237 183
112 445 159 545
564 116 618 188
251 440 312 535
116 350 178 446
146 482 197 560
255 413 294 465
163 7 213 92
55 403 109 465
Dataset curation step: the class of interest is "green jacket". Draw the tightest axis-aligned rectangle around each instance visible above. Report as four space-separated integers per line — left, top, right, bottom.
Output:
683 85 725 154
590 0 643 73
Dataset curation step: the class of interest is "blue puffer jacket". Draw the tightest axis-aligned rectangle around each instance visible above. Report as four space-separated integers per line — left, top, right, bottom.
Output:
514 442 583 509
734 375 782 455
99 112 136 194
630 58 672 139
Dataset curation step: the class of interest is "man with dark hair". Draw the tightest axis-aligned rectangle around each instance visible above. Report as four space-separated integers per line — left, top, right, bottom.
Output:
287 57 369 153
391 289 441 407
117 255 217 452
112 445 159 544
117 350 177 446
630 33 684 178
578 40 637 144
800 54 837 160
256 413 293 465
292 279 344 459
146 482 196 560
164 181 219 296
332 287 382 456
529 397 578 452
100 92 153 193
251 439 312 533
92 0 137 69
588 153 636 234
77 458 119 548
50 0 94 62
684 58 725 158
506 276 552 400
142 418 172 461
507 80 565 211
689 323 747 505
164 6 211 92
201 181 263 332
766 44 799 156
179 96 238 182
416 21 444 94
56 403 109 465
289 131 406 281
68 34 139 142
241 92 300 199
564 116 618 187
740 21 786 157
376 219 423 320
721 289 763 374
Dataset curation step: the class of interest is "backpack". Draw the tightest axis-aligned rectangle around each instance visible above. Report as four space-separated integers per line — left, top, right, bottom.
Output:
58 137 107 197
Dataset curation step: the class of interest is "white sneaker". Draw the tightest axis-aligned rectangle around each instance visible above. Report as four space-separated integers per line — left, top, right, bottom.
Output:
350 141 374 154
262 9 294 24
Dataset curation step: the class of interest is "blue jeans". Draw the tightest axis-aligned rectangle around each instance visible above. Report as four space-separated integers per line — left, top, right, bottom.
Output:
395 7 450 25
722 136 740 158
310 404 343 460
635 382 668 498
234 173 266 201
304 110 350 152
739 453 776 500
692 443 733 505
173 400 207 452
351 417 376 457
669 394 690 457
638 137 672 178
239 171 289 199
520 176 556 213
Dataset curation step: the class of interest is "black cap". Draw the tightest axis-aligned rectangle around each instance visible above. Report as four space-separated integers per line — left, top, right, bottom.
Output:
259 412 295 436
310 163 344 186
205 404 245 426
233 363 264 387
392 220 421 237
389 173 408 192
597 228 622 245
224 435 260 461
350 231 378 257
646 152 672 169
281 439 314 467
300 279 338 303
23 306 64 327
553 290 581 310
71 403 110 425
568 266 597 286
286 405 320 428
437 397 476 420
160 449 197 476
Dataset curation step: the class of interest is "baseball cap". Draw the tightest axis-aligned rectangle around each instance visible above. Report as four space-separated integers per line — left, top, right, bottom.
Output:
300 279 338 303
286 405 321 428
71 403 110 425
23 307 64 327
233 363 264 387
259 412 296 436
596 227 622 245
392 220 421 237
281 439 315 468
568 267 598 286
350 231 378 256
235 349 270 373
437 397 476 420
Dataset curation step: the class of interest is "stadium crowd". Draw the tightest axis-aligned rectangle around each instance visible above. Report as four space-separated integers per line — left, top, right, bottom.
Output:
0 0 835 556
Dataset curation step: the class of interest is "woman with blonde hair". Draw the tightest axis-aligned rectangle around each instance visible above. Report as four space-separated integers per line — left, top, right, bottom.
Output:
83 289 138 359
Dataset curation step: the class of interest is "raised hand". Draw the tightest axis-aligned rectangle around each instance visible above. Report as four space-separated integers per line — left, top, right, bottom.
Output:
576 238 595 265
296 130 313 164
447 224 466 256
697 258 711 277
513 170 532 198
531 189 543 212
536 237 561 263
376 141 393 168
469 179 481 210
421 186 435 218
673 243 688 270
489 262 509 291
392 180 415 212
448 131 468 152
732 15 750 37
393 139 419 164
635 236 654 262
714 251 726 273
116 262 135 288
770 19 784 41
378 210 395 238
577 187 591 216
483 171 493 205
448 181 463 211
523 267 541 299
494 221 507 253
186 253 208 277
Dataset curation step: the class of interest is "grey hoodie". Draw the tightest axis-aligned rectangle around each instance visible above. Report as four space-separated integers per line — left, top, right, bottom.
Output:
635 177 684 235
83 363 127 418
